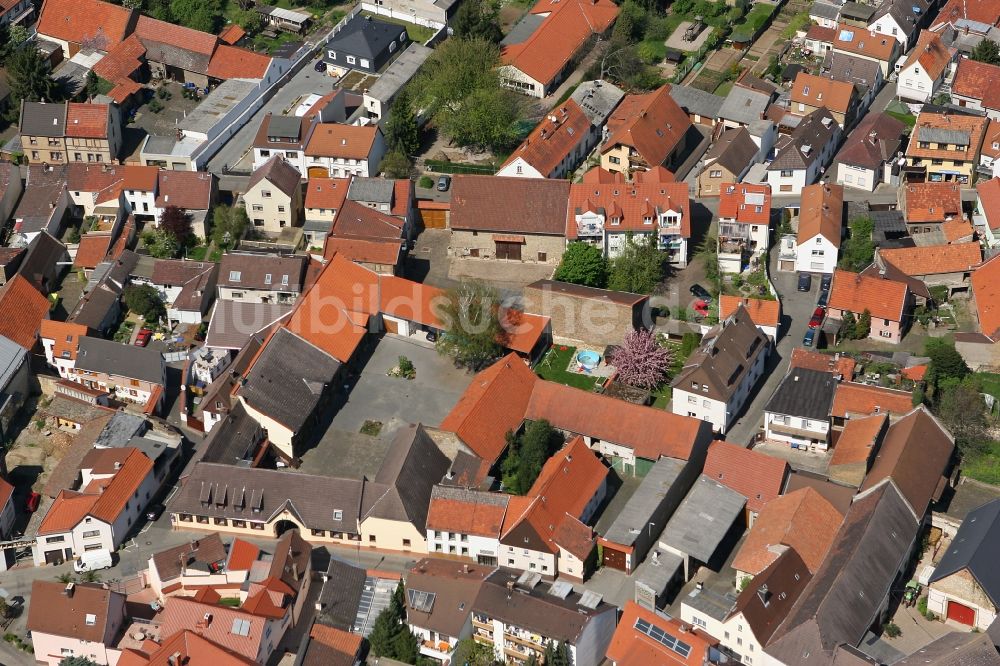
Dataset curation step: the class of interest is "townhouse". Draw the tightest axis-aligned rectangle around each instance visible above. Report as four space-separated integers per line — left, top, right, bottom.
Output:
216 253 307 304
900 181 963 239
787 182 843 274
834 112 906 191
609 601 719 666
499 0 618 98
950 58 1000 120
763 367 838 450
867 0 930 50
566 167 691 265
789 72 862 129
830 23 901 77
599 85 693 178
303 123 386 179
303 177 350 249
426 487 510 567
905 110 988 184
19 101 123 166
827 268 913 343
766 108 842 195
32 447 157 565
980 119 1000 179
670 306 771 434
717 182 772 274
13 166 72 246
146 259 218 326
820 51 884 112
28 582 128 666
243 156 303 234
697 127 760 197
897 30 956 104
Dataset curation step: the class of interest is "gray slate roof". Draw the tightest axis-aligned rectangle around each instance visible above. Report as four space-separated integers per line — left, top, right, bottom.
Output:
347 176 394 205
921 126 970 146
768 108 839 171
602 456 686 546
205 299 293 350
718 86 771 125
325 14 404 59
766 483 919 665
20 101 67 137
764 367 838 420
198 402 266 467
76 336 164 384
669 84 725 121
94 412 146 448
0 334 27 391
821 52 881 90
238 326 341 432
571 80 626 125
15 166 68 234
929 499 1000 605
659 474 746 563
811 1 841 20
704 126 759 175
892 631 1000 665
169 461 364 533
316 556 368 631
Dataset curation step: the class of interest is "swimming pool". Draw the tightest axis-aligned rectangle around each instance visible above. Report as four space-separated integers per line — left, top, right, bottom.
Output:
576 350 601 370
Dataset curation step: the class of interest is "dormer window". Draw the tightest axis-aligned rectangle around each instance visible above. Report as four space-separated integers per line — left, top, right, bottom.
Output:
611 216 621 225
643 216 653 225
803 86 810 95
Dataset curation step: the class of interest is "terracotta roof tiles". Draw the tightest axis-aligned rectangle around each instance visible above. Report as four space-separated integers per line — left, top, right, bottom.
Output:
450 175 570 235
906 112 988 163
878 241 981 276
790 73 857 115
900 30 954 81
305 177 350 211
718 182 771 224
832 23 898 61
567 166 689 239
65 103 110 138
305 124 379 160
602 85 692 168
719 295 780 330
903 182 961 223
789 348 856 378
324 236 401 266
606 601 716 666
38 0 134 48
829 413 887 468
501 99 592 177
74 234 114 270
952 58 1000 110
704 440 789 514
972 253 1000 340
830 381 914 419
828 269 909 322
206 44 272 80
40 320 87 361
797 182 843 246
0 275 50 350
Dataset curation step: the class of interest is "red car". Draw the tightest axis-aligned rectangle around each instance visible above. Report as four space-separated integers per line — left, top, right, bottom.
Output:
808 307 826 329
25 492 40 513
134 328 153 347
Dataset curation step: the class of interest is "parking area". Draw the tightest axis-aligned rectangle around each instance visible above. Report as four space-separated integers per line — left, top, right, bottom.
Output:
129 82 203 136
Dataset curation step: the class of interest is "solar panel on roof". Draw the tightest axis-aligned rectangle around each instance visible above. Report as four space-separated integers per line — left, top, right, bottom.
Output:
634 618 692 657
407 589 436 613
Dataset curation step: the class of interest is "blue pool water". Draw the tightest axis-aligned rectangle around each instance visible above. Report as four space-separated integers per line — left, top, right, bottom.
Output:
577 350 601 369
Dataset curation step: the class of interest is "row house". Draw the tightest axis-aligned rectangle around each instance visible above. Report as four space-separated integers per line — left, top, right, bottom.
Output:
253 113 386 179
829 23 901 77
717 182 772 274
828 268 913 343
789 72 862 129
900 181 963 238
897 30 957 104
19 102 123 166
950 57 1000 120
779 182 843 274
243 156 303 235
697 127 760 197
821 51 884 114
216 253 307 304
28 581 128 666
834 112 905 192
599 85 693 179
766 109 842 195
868 0 930 50
906 110 988 184
566 167 691 265
763 368 839 450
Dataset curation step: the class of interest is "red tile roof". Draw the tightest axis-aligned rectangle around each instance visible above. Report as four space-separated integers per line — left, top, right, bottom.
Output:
500 309 550 355
978 177 1000 231
227 539 261 571
118 629 258 666
829 413 886 468
501 99 592 177
379 274 445 329
38 0 134 48
74 233 114 269
719 182 771 224
92 34 147 95
704 440 789 514
156 171 214 210
426 494 507 536
0 478 12 514
450 175 570 235
123 165 160 192
952 58 1000 110
973 253 1000 340
732 487 844 576
304 177 350 211
719 296 780 330
879 241 981 276
500 0 618 88
828 269 909 322
0 275 50 350
206 44 272 80
391 179 411 218
903 182 961 223
791 73 857 115
133 14 218 55
306 624 363 663
906 111 988 163
158 598 266 662
806 25 836 43
790 348 856 378
900 30 954 81
830 382 914 419
797 182 843 246
942 217 975 243
832 23 898 61
324 236 402 267
305 124 379 160
936 0 1000 27
440 353 538 463
218 23 246 45
602 85 692 169
606 601 717 666
566 166 690 239
65 103 110 138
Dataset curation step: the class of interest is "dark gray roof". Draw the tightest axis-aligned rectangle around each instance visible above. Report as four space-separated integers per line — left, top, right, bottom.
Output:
659 474 746 563
169 461 364 533
17 231 69 291
871 0 930 32
205 300 293 350
633 548 683 597
718 86 771 125
347 177 394 204
765 367 838 420
501 11 545 45
704 127 759 175
239 327 341 431
316 557 368 631
840 1 876 21
571 80 626 125
669 85 725 121
198 402 266 467
892 632 1000 665
766 483 919 665
247 155 301 198
361 423 450 530
811 1 842 20
939 478 1000 523
325 14 405 59
266 115 302 140
20 101 67 137
0 334 27 390
921 126 970 145
15 166 68 234
768 109 839 171
820 52 881 90
217 253 306 291
94 412 146 448
929 499 1000 605
76 336 164 384
602 456 686 546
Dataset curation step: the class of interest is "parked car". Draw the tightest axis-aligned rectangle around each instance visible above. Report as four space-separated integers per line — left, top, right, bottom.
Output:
820 273 833 291
690 283 712 301
74 550 113 573
314 60 327 72
808 306 825 329
146 504 165 521
25 492 40 513
803 328 816 347
817 288 829 307
797 273 812 292
134 328 152 347
436 175 452 192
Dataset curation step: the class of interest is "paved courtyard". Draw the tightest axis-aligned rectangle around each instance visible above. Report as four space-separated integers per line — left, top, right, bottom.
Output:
665 21 714 52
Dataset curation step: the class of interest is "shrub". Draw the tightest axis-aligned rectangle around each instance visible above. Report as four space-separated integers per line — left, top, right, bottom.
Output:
418 175 434 188
397 355 415 379
148 99 163 113
884 622 901 638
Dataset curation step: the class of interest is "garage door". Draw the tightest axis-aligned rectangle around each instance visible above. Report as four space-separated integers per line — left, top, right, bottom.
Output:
947 600 976 625
779 260 795 272
602 546 627 571
421 209 447 229
308 166 329 178
495 241 522 261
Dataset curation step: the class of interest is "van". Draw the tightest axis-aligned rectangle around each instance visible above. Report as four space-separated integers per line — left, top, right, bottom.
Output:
74 550 113 573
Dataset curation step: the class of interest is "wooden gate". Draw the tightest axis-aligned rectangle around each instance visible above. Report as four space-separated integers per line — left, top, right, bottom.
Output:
421 209 447 229
495 241 522 261
308 166 329 178
602 545 627 571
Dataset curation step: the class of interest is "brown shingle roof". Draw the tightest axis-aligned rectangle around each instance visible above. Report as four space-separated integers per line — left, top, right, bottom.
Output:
602 85 692 168
797 183 843 246
835 112 904 170
151 532 228 582
830 382 915 419
305 124 379 160
732 487 844 576
27 581 124 642
450 175 570 235
730 548 813 646
155 171 213 210
247 155 301 198
501 99 592 176
704 440 789 514
791 73 857 115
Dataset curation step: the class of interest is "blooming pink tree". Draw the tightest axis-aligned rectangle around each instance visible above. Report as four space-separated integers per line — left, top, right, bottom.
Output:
611 329 674 390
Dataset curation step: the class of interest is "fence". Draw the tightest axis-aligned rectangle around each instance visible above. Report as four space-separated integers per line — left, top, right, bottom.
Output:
106 572 147 595
424 160 497 175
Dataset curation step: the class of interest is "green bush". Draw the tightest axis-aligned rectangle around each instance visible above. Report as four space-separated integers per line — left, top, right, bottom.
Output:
418 175 434 188
148 99 163 113
637 39 667 64
884 622 901 638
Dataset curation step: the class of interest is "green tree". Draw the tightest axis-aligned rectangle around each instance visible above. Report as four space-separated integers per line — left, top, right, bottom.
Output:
608 234 664 294
379 149 413 178
925 338 970 385
384 88 420 156
612 0 647 42
855 308 871 339
85 71 101 98
122 0 143 9
170 0 221 32
435 280 505 369
159 205 194 247
123 284 166 322
935 379 989 458
971 39 1000 65
368 608 401 658
437 84 521 153
696 233 720 293
210 204 248 249
500 430 521 492
8 45 59 106
143 228 181 258
554 242 609 288
838 216 875 272
452 638 499 666
839 310 857 339
452 0 503 43
515 419 562 494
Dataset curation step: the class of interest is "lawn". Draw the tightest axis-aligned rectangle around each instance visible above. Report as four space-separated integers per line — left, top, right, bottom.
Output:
961 443 1000 486
714 80 734 96
535 346 600 391
651 386 672 409
974 372 1000 401
730 3 777 42
362 11 435 42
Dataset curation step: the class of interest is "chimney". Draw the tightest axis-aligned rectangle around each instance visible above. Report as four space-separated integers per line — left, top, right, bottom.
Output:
463 564 469 574
506 581 515 599
757 583 771 607
64 583 75 598
167 653 183 666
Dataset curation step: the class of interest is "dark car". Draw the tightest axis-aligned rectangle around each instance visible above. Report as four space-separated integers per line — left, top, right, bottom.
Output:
817 288 829 308
146 504 166 521
808 306 825 329
436 175 452 191
25 492 40 513
797 273 812 292
314 60 327 72
689 283 712 301
820 273 833 291
134 328 152 347
803 328 817 347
